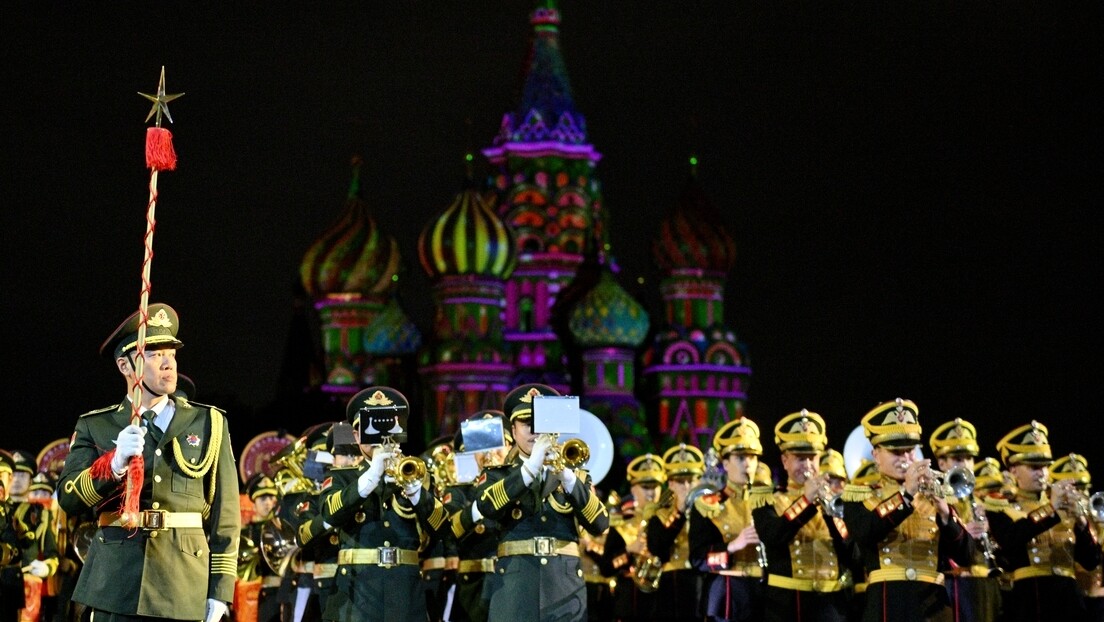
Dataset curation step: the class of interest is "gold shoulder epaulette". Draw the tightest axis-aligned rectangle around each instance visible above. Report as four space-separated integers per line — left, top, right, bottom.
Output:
842 484 873 503
694 493 724 519
747 486 775 510
981 496 1009 512
79 404 123 418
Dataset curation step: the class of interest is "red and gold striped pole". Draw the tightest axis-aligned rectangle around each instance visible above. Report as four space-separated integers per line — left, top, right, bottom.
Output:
121 66 182 528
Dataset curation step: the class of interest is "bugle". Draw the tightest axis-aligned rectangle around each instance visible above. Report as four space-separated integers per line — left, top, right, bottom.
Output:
944 465 1002 577
544 436 590 471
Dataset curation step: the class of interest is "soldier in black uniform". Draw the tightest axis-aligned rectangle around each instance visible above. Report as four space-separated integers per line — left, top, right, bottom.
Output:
57 303 240 622
1 451 27 622
841 398 973 622
645 443 706 621
928 418 1003 622
469 383 610 621
318 386 451 622
1049 453 1104 621
689 417 770 622
754 409 852 622
988 421 1101 622
600 453 666 621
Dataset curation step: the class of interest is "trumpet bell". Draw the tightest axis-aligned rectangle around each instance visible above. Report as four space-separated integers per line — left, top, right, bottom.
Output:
260 518 300 577
945 465 976 500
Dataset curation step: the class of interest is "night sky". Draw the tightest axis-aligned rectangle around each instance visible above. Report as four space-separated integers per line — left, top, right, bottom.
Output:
3 3 1101 480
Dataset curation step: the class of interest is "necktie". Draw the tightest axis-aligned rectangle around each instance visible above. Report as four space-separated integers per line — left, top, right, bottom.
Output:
143 410 162 445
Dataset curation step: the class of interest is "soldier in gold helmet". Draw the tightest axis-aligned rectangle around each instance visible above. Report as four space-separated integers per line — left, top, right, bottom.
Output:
644 443 706 621
1049 453 1104 620
928 418 1002 621
236 473 282 622
820 450 848 499
689 417 770 621
988 422 1101 622
841 398 973 622
598 453 666 621
850 460 880 487
752 409 852 622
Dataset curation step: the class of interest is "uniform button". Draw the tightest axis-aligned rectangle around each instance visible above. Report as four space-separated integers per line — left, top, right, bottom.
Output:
540 558 548 566
883 558 892 566
498 568 504 574
384 541 391 547
576 569 583 577
540 516 547 522
155 449 162 456
341 568 347 575
154 475 162 483
383 521 390 528
1033 557 1041 563
150 531 159 539
905 568 917 581
152 502 160 509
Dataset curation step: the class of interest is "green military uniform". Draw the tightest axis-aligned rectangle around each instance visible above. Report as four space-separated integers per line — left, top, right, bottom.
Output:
56 303 240 621
470 384 610 622
1 451 27 622
988 424 1102 622
317 387 451 622
842 399 973 622
645 444 707 622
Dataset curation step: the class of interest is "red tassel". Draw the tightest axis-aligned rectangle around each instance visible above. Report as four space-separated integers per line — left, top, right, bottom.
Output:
145 127 177 171
90 450 118 481
122 455 145 527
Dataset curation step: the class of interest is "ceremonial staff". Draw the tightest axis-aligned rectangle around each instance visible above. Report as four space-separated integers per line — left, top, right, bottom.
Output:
120 66 183 527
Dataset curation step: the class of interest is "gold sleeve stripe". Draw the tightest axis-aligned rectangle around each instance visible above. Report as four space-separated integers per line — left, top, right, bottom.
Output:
211 552 237 575
450 512 466 539
298 521 314 545
326 492 344 516
581 492 605 523
75 469 103 506
428 502 448 531
481 480 510 511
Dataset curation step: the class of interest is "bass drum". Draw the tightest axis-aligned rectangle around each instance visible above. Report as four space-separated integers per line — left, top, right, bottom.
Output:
557 409 614 485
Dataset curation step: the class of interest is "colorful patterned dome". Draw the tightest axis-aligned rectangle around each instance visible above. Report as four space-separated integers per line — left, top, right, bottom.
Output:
568 271 650 348
487 1 591 151
300 157 401 300
418 174 516 280
363 297 423 356
652 168 737 274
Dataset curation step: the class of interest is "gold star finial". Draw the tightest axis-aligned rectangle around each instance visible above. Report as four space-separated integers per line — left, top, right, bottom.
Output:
138 66 184 127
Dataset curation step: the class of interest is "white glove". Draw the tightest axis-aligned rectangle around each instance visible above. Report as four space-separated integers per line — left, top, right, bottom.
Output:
357 449 391 497
403 481 423 504
111 424 147 472
560 466 578 494
204 598 228 622
27 559 49 578
523 435 552 482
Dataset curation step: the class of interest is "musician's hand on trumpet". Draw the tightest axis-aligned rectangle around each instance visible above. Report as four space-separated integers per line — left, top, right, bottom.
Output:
902 458 951 520
357 445 392 497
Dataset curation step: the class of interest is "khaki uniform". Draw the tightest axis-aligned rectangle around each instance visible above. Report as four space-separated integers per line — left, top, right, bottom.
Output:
57 397 240 620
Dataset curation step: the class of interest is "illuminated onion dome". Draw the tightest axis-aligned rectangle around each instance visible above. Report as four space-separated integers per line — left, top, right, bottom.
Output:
300 157 401 300
652 170 737 274
418 175 516 280
489 1 588 148
568 271 650 349
363 297 423 356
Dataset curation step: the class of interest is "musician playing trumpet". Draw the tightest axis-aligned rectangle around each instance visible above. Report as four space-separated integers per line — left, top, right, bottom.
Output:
752 410 853 622
988 422 1101 622
841 398 974 622
928 418 1002 622
1049 453 1104 621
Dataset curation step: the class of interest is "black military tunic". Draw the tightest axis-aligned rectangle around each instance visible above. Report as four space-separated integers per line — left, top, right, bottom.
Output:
318 465 450 622
987 490 1102 622
471 457 609 621
689 482 767 622
646 498 703 621
443 481 501 622
296 470 346 618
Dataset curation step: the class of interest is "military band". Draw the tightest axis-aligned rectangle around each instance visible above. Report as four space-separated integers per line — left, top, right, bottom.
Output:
12 364 1104 622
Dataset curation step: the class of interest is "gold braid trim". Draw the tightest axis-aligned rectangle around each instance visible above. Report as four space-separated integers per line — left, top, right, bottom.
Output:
64 469 103 507
298 521 315 546
581 492 606 523
842 484 872 503
325 492 344 516
427 501 448 531
211 551 237 576
481 480 510 511
393 496 417 519
172 409 224 505
549 494 573 514
450 512 467 539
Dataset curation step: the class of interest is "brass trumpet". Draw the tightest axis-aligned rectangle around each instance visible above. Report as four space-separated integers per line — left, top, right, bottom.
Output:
803 471 844 518
386 453 428 488
544 436 590 471
944 465 1002 577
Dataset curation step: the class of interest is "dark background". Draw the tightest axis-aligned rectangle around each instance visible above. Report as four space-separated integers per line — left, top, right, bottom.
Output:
2 3 1101 482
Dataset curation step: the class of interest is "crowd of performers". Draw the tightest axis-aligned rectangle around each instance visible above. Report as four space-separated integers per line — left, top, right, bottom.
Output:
3 392 1104 622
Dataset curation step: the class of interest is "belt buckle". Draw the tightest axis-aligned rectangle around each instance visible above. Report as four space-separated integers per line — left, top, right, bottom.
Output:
534 537 557 557
142 510 168 530
378 547 398 568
